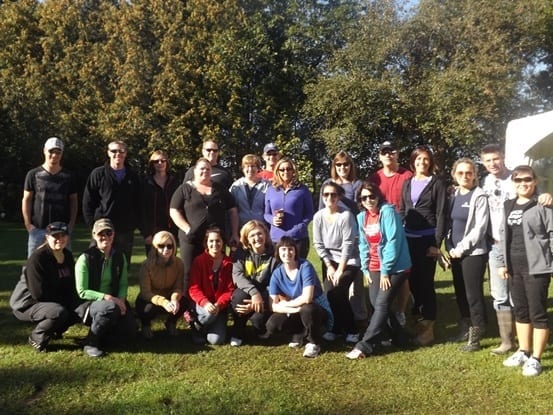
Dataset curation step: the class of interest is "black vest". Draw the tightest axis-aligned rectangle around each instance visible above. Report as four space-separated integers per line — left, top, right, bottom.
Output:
83 247 125 296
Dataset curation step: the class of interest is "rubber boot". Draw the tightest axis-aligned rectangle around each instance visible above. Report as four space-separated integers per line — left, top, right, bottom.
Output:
448 317 471 343
460 326 481 352
414 320 434 346
490 310 515 355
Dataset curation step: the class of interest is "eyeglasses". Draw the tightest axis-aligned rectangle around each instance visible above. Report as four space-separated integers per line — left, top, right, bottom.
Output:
98 230 114 237
152 159 167 164
157 244 174 250
109 149 126 154
361 194 377 201
204 148 219 153
323 192 338 198
335 162 349 167
380 150 396 156
513 176 534 183
279 167 293 172
48 149 62 155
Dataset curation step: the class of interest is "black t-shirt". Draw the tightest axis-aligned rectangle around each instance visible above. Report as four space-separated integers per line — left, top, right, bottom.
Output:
183 164 233 190
506 200 531 271
170 181 236 245
24 166 77 228
450 189 473 246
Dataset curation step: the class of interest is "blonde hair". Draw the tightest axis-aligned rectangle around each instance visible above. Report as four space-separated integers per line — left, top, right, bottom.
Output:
239 220 270 250
148 150 170 174
241 154 261 169
451 157 479 187
146 231 177 266
272 157 300 188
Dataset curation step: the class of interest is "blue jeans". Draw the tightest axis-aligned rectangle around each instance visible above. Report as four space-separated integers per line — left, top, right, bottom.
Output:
196 304 228 345
488 243 512 311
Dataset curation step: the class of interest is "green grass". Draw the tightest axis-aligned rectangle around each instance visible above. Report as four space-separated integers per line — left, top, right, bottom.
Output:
1 221 552 414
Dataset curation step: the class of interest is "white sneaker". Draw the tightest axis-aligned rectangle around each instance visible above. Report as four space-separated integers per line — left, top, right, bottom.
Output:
345 348 365 360
230 337 243 347
503 350 529 368
303 343 320 358
345 333 359 344
322 332 337 342
522 357 543 377
288 334 303 348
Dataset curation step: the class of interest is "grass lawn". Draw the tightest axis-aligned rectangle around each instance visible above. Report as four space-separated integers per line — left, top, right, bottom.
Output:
1 221 552 414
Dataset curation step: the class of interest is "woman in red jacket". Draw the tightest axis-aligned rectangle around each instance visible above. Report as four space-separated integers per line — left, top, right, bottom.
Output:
188 227 234 345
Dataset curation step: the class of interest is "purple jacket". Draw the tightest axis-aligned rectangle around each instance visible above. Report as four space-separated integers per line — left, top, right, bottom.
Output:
264 184 314 242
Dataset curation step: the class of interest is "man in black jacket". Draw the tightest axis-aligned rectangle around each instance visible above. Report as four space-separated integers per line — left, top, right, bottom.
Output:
82 140 142 263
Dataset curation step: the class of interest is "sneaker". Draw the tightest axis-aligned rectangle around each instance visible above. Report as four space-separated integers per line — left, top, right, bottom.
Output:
84 345 105 358
380 338 393 347
503 350 529 368
346 348 366 360
395 312 407 327
28 336 47 352
142 325 153 339
345 333 359 344
288 334 304 348
230 337 243 347
165 321 178 336
522 357 543 377
322 332 337 342
303 343 320 358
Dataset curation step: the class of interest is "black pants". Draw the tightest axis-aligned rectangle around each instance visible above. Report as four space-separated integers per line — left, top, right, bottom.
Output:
265 303 328 345
230 288 270 339
407 235 437 320
135 295 189 326
322 262 357 334
451 254 488 328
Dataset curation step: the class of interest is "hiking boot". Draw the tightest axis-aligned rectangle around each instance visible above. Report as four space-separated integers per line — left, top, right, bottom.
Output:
448 317 471 343
459 326 481 352
414 320 434 346
28 336 47 352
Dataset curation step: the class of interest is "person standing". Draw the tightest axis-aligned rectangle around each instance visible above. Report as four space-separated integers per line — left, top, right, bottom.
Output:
400 146 448 346
498 166 553 377
10 222 81 352
82 140 142 263
258 142 281 181
22 137 78 257
142 150 179 255
370 141 413 327
183 140 233 189
446 158 490 352
75 218 138 357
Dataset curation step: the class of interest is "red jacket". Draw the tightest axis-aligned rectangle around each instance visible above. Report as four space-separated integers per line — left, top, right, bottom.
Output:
188 252 234 309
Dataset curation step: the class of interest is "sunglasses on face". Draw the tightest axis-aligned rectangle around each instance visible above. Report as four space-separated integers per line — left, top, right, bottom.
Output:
152 159 167 164
380 150 396 156
98 230 113 237
361 194 377 201
279 167 293 172
48 149 62 155
513 176 534 183
109 149 126 154
157 244 174 250
335 162 349 167
204 148 219 153
323 192 338 198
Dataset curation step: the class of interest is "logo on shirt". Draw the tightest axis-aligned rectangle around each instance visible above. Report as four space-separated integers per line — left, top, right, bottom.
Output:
507 209 524 226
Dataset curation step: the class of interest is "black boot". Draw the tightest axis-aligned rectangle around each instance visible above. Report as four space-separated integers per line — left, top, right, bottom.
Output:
460 326 481 352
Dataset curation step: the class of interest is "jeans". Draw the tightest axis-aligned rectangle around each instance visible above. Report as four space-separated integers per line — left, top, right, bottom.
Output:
451 254 488 328
488 243 512 311
196 304 228 345
88 300 138 341
355 271 407 355
27 228 47 258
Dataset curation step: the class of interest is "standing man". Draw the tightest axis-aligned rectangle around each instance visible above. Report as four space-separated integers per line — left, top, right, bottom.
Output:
258 142 281 181
22 137 78 257
82 140 142 263
369 141 413 326
183 139 232 189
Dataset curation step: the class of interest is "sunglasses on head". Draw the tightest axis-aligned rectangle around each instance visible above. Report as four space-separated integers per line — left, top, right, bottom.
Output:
157 244 174 250
109 149 126 154
513 176 534 183
361 194 377 201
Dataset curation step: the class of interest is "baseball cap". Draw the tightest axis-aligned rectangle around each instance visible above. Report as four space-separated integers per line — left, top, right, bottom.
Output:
263 143 278 154
44 137 64 151
46 222 69 236
92 218 114 235
379 141 395 153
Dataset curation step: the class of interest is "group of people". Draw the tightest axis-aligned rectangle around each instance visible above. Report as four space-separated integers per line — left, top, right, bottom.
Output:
10 136 553 375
